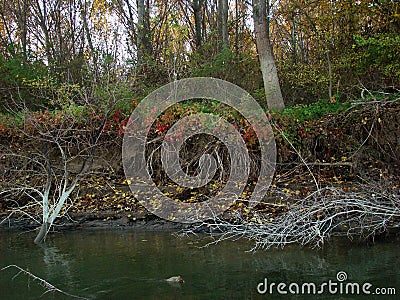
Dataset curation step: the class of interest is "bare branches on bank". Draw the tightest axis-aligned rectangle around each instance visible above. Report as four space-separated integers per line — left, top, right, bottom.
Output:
0 95 118 244
183 182 400 249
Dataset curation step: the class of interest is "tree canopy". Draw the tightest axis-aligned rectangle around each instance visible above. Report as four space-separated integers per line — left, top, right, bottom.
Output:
0 0 398 109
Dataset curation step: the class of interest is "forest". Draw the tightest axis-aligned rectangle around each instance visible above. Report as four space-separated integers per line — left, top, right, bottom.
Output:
0 0 399 247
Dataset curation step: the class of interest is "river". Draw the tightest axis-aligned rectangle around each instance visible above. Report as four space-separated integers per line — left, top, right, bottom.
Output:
0 230 399 299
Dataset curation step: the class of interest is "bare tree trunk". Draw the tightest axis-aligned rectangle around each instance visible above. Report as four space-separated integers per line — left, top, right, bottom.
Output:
137 0 145 64
193 0 203 49
221 0 228 46
32 0 54 68
253 0 285 111
137 0 152 67
327 48 333 100
235 0 239 56
217 0 229 47
17 0 29 62
80 1 96 58
292 12 298 64
34 222 49 244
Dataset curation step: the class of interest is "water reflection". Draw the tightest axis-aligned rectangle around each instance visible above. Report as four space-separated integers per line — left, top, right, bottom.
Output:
0 230 398 299
40 244 73 281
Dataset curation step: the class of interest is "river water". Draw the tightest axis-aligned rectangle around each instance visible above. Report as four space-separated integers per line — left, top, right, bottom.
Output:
0 230 399 299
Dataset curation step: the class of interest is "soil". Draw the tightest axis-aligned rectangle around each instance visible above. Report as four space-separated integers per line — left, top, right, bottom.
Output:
1 101 399 241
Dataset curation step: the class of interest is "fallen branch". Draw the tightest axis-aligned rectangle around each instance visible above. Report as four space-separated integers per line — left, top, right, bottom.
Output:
1 264 88 299
182 182 400 250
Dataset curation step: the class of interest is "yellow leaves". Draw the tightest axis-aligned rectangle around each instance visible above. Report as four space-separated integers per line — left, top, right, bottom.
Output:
332 176 343 184
188 196 196 203
91 0 111 32
187 241 199 245
121 179 132 185
126 213 137 221
283 188 291 196
84 193 97 199
168 214 176 221
240 187 253 200
249 217 264 224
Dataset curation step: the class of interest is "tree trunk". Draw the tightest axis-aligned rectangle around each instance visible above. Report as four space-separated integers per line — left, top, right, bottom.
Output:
137 0 152 67
34 222 50 244
193 0 203 49
235 0 240 56
217 0 229 47
253 0 285 111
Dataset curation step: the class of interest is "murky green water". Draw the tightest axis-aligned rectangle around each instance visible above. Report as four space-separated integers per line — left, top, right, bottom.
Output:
0 230 399 299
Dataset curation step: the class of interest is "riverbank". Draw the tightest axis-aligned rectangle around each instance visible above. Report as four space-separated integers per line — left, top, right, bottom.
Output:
1 207 400 249
1 98 399 247
0 209 188 232
2 176 399 247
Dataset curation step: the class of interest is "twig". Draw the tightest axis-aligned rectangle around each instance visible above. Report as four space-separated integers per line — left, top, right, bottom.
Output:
1 264 88 299
182 182 400 249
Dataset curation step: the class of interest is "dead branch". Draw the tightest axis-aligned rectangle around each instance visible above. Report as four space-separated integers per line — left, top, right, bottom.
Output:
182 182 400 249
1 265 88 299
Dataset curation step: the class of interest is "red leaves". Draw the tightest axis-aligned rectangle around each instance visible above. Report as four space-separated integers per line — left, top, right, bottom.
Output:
118 118 128 136
155 121 169 134
297 127 308 138
108 108 129 136
113 108 121 124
